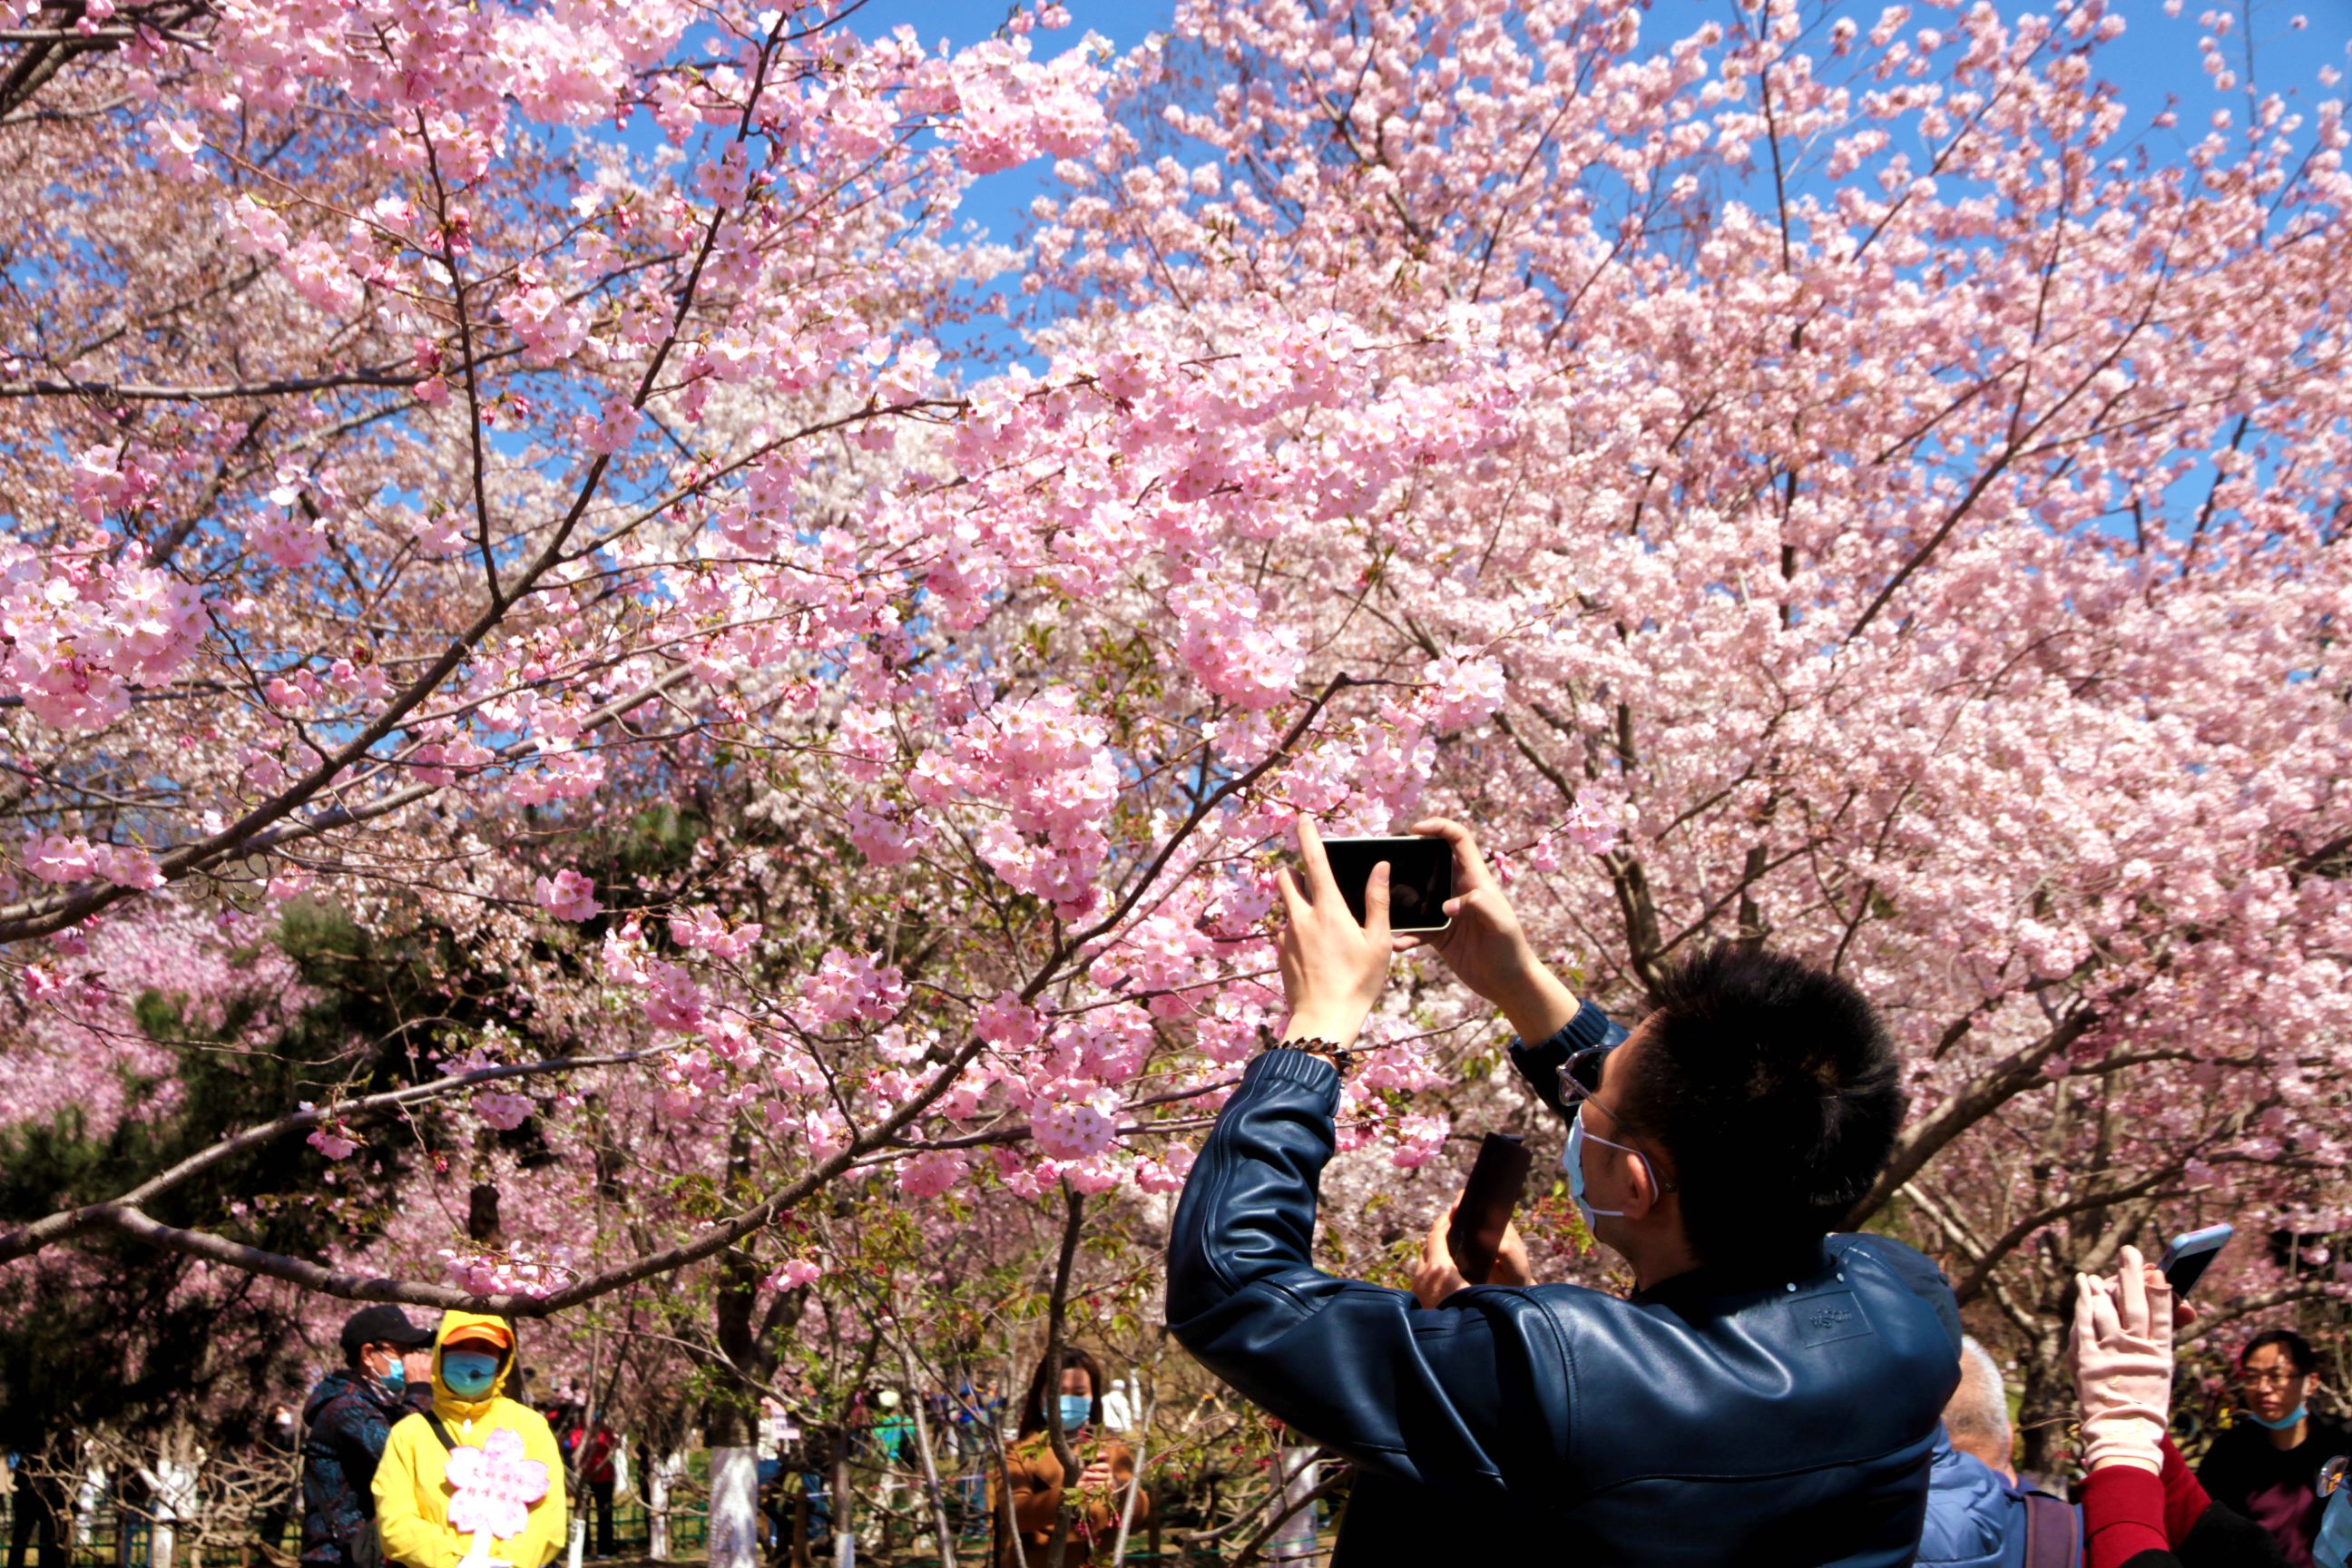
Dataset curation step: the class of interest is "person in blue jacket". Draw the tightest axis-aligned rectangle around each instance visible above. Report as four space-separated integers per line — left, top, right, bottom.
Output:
1167 818 1963 1566
299 1306 435 1568
1920 1336 2085 1568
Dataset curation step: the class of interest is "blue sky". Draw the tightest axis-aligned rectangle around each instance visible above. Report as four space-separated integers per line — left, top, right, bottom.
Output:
825 0 2347 545
844 0 2352 257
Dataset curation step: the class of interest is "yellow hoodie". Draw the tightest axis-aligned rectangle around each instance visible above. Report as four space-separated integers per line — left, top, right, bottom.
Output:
374 1310 568 1568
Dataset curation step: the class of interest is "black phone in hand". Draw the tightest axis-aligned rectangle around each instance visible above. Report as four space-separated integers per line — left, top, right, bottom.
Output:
1446 1133 1531 1285
1321 835 1454 934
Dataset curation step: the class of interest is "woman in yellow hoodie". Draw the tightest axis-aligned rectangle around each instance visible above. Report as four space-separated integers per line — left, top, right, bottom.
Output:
374 1311 567 1568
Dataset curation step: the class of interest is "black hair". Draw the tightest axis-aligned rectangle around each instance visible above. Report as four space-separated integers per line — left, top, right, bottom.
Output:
2239 1328 2317 1376
1015 1345 1105 1439
1617 945 1906 1271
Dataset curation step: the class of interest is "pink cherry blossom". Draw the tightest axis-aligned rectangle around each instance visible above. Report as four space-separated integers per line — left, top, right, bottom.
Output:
895 1150 967 1200
1032 1098 1117 1161
533 870 602 923
764 1258 824 1292
475 1093 534 1132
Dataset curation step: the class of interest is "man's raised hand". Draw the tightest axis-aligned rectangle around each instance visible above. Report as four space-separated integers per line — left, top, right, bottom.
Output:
1272 815 1394 1051
1396 818 1582 1044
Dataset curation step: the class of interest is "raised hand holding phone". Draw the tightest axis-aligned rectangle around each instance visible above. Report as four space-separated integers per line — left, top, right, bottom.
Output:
1396 818 1583 1046
1271 816 1394 1052
1414 1192 1533 1308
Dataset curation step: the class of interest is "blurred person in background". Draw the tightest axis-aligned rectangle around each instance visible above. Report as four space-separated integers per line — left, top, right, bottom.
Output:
301 1307 434 1568
2198 1332 2351 1568
374 1313 566 1568
990 1348 1147 1568
565 1415 617 1561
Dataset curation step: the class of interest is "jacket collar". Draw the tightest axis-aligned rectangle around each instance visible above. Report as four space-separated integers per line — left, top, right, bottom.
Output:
1629 1240 1835 1311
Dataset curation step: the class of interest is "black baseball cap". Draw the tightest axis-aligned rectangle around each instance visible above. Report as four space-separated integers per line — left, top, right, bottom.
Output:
340 1305 434 1355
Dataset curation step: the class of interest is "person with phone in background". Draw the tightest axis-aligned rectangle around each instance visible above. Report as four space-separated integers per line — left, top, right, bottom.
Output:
2066 1247 2320 1568
1165 816 1965 1566
301 1307 436 1568
2198 1330 2352 1568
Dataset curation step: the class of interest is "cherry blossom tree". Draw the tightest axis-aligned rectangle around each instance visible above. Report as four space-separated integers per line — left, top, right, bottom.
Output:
1039 0 2352 1464
3 0 2348 1502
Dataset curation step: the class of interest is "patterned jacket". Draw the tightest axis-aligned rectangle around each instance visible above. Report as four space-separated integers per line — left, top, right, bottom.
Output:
300 1369 404 1565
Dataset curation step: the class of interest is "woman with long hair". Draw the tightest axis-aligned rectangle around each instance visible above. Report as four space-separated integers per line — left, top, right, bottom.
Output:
989 1347 1149 1568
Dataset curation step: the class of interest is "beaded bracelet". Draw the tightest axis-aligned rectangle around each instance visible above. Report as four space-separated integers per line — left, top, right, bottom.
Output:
1259 1028 1354 1078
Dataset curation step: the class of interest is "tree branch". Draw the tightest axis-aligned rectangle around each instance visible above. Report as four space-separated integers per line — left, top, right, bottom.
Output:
0 1046 671 1265
1844 1006 2099 1230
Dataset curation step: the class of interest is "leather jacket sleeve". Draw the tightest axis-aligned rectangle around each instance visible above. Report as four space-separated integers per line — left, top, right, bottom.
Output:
1166 1046 1562 1495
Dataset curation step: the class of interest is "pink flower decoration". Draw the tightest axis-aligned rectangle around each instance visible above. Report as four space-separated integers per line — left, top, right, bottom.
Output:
444 1427 548 1541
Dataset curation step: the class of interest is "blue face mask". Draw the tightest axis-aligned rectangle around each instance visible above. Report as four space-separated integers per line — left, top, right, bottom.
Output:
378 1357 407 1393
442 1350 501 1398
2249 1404 2308 1432
1056 1395 1092 1432
1560 1111 1645 1226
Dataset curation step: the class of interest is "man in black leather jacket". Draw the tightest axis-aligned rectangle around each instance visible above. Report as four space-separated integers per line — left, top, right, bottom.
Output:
1167 818 1963 1566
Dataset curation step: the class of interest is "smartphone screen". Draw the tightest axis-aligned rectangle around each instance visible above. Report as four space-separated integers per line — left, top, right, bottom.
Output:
1321 836 1455 933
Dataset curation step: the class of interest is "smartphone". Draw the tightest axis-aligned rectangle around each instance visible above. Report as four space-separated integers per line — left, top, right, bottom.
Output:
1321 836 1454 934
1446 1132 1531 1285
2159 1222 2234 1298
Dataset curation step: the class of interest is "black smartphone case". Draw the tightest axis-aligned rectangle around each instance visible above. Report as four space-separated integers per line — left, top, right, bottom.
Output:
1446 1132 1531 1284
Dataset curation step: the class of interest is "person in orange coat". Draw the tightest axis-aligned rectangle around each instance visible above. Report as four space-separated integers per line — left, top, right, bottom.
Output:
989 1348 1148 1568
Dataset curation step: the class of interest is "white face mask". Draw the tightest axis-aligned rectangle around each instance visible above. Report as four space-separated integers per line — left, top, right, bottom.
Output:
1559 1109 1651 1225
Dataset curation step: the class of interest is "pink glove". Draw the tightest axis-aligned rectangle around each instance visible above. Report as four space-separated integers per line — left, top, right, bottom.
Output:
2068 1244 2174 1476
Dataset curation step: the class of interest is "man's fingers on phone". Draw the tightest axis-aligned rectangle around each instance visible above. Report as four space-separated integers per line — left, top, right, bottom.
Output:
1295 815 1338 897
1362 861 1391 937
1410 1257 1466 1310
1274 865 1312 924
1444 887 1492 924
1412 818 1494 887
1493 1220 1534 1287
1420 1205 1451 1264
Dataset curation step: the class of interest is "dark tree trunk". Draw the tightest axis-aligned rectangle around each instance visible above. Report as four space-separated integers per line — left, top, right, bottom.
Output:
2015 1324 2075 1480
467 1182 504 1246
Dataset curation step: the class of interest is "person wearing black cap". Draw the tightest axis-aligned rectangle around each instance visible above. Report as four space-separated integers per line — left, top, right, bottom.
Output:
301 1306 435 1568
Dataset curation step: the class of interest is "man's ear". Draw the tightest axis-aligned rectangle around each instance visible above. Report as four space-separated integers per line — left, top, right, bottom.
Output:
1621 1153 1665 1222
